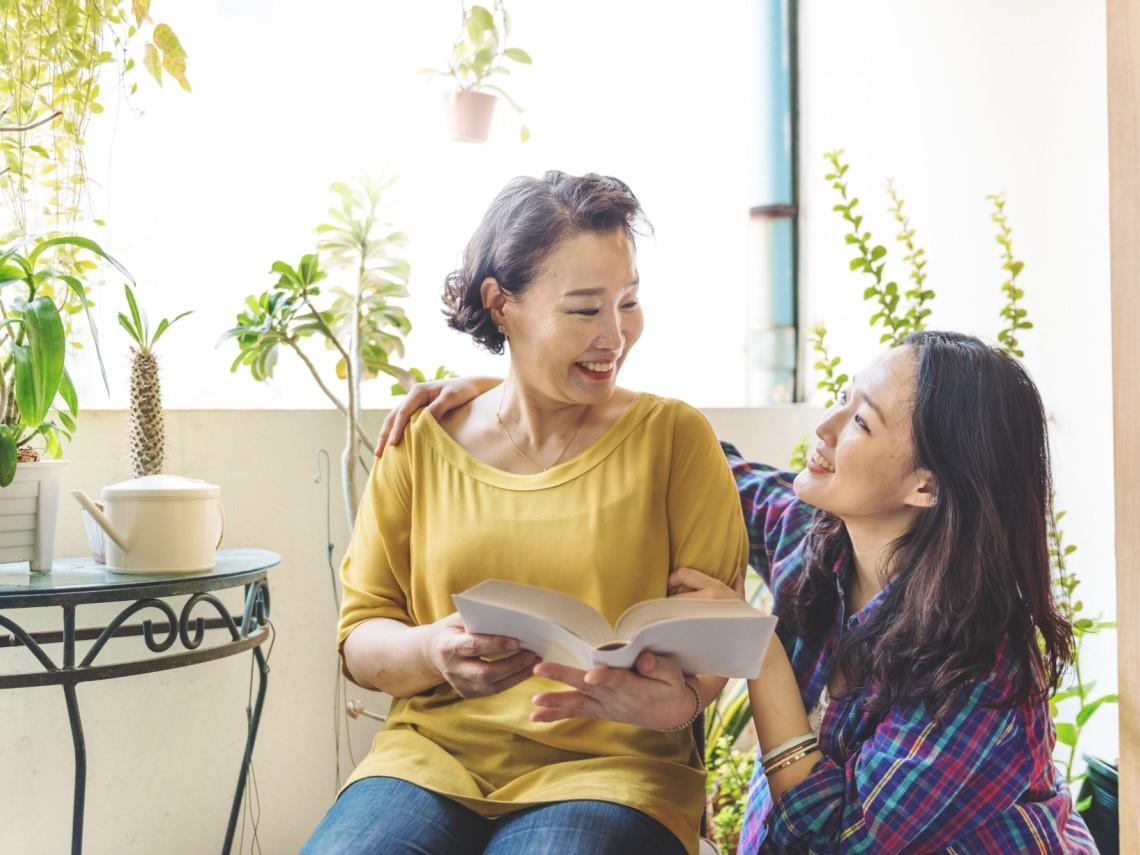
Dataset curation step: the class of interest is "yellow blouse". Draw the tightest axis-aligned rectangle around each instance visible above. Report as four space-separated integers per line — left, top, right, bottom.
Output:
337 393 749 854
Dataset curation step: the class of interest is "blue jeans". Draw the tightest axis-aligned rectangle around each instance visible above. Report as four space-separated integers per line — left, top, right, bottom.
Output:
300 776 687 855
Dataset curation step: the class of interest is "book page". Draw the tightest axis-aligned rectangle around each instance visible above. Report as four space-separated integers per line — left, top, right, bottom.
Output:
613 597 761 639
452 595 598 670
591 613 777 678
453 579 615 645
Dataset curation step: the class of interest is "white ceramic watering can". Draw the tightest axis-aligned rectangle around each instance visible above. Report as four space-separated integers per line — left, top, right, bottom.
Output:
70 474 225 574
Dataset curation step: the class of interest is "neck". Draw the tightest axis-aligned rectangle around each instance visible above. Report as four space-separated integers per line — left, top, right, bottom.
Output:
497 374 589 445
841 511 917 612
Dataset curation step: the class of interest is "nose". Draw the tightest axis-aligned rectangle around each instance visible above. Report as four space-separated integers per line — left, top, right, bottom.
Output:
594 305 624 351
815 404 843 447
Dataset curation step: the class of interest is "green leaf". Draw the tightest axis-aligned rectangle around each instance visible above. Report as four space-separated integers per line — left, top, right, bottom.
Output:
0 432 16 487
152 23 187 60
1076 694 1118 727
143 42 162 84
58 369 78 416
870 245 887 261
132 0 150 24
504 47 532 64
124 283 146 344
469 5 494 34
1075 796 1092 813
13 297 66 428
1054 722 1077 747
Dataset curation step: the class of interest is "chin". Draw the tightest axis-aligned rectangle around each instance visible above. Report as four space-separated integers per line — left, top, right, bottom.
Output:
792 469 826 508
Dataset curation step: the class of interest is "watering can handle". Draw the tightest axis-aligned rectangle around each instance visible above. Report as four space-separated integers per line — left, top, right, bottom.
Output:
215 499 226 550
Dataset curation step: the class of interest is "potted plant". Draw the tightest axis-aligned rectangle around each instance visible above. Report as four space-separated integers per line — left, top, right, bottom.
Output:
424 2 533 143
220 173 450 530
117 283 192 478
0 236 123 571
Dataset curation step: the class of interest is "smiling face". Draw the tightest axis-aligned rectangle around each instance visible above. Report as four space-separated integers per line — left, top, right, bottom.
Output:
485 228 643 406
794 345 937 528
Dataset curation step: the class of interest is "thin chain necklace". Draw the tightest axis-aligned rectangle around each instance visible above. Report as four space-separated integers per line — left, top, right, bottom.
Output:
496 389 590 472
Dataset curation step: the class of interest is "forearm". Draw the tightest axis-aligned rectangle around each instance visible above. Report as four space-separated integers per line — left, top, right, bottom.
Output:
747 640 819 799
696 674 728 714
342 617 443 698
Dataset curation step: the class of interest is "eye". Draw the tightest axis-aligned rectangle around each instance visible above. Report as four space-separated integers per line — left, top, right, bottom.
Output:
621 299 639 310
569 309 599 317
837 387 850 405
854 414 871 433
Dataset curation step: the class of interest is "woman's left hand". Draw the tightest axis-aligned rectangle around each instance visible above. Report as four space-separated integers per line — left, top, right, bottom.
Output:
531 652 697 730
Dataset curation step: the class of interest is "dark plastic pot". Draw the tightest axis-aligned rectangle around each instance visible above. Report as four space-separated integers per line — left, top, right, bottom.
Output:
1078 754 1118 855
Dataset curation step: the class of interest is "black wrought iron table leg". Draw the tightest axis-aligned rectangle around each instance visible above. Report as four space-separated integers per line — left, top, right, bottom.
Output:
222 643 269 854
63 683 86 855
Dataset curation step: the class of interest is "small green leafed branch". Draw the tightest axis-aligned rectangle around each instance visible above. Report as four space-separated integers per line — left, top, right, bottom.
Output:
1047 497 1118 795
824 149 907 345
886 180 935 333
989 193 1031 357
809 323 847 408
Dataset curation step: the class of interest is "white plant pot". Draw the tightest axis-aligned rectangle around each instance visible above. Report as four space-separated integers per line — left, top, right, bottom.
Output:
0 459 67 573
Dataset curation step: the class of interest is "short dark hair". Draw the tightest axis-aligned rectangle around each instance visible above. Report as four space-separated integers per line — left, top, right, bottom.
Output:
442 170 651 353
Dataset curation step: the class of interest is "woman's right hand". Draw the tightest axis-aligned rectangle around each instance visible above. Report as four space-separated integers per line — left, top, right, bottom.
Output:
425 612 539 698
376 375 503 457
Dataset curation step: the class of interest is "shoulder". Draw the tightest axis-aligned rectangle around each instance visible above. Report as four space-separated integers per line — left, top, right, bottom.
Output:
637 394 716 438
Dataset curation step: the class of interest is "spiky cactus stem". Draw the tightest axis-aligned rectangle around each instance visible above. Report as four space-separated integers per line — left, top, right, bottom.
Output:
128 346 164 477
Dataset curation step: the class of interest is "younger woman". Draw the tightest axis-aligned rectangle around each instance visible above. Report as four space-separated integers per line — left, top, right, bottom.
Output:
381 331 1097 852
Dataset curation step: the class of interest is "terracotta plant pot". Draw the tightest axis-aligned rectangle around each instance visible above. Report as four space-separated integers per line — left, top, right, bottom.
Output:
445 90 498 142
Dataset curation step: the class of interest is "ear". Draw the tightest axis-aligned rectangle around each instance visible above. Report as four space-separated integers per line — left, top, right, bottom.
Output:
904 467 938 509
480 277 507 328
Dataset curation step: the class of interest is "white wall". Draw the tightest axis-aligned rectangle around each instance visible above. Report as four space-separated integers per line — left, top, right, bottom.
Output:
0 406 820 855
798 0 1118 764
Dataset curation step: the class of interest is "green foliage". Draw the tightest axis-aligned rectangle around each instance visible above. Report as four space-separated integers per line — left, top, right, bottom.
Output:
0 234 120 482
705 734 754 854
426 2 533 141
989 193 1031 357
220 174 444 421
788 436 809 472
316 174 418 390
219 252 331 383
824 149 909 345
0 0 189 241
1047 497 1118 788
117 283 191 354
391 365 457 396
809 323 846 408
886 180 935 333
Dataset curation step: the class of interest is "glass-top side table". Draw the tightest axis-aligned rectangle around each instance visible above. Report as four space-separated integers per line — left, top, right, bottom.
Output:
0 548 281 855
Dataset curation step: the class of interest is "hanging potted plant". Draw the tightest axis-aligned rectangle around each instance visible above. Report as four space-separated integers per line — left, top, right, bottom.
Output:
424 2 533 143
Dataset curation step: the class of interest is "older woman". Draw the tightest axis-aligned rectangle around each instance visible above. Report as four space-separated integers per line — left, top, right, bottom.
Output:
300 171 748 855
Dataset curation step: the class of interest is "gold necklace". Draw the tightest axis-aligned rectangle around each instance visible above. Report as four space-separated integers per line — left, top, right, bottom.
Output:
496 392 590 472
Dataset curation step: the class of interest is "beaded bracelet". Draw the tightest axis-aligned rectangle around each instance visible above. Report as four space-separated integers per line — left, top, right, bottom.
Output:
656 676 702 733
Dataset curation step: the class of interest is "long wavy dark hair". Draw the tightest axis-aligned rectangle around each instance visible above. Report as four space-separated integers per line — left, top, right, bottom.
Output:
792 331 1073 719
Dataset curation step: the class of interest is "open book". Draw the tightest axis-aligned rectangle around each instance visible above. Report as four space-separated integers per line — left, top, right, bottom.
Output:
453 579 777 678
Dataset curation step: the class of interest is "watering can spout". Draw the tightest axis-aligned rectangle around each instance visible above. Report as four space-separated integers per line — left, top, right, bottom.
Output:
70 490 129 552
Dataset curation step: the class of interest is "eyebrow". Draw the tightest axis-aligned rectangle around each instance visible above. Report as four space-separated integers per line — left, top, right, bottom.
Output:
561 279 640 298
852 375 886 424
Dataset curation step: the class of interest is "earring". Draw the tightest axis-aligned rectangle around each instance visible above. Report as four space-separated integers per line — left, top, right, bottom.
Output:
497 325 506 335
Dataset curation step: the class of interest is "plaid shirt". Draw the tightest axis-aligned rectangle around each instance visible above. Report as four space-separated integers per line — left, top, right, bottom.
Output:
723 444 1098 854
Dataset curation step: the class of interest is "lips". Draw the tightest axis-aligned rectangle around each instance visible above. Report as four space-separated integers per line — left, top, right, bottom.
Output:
810 450 835 472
